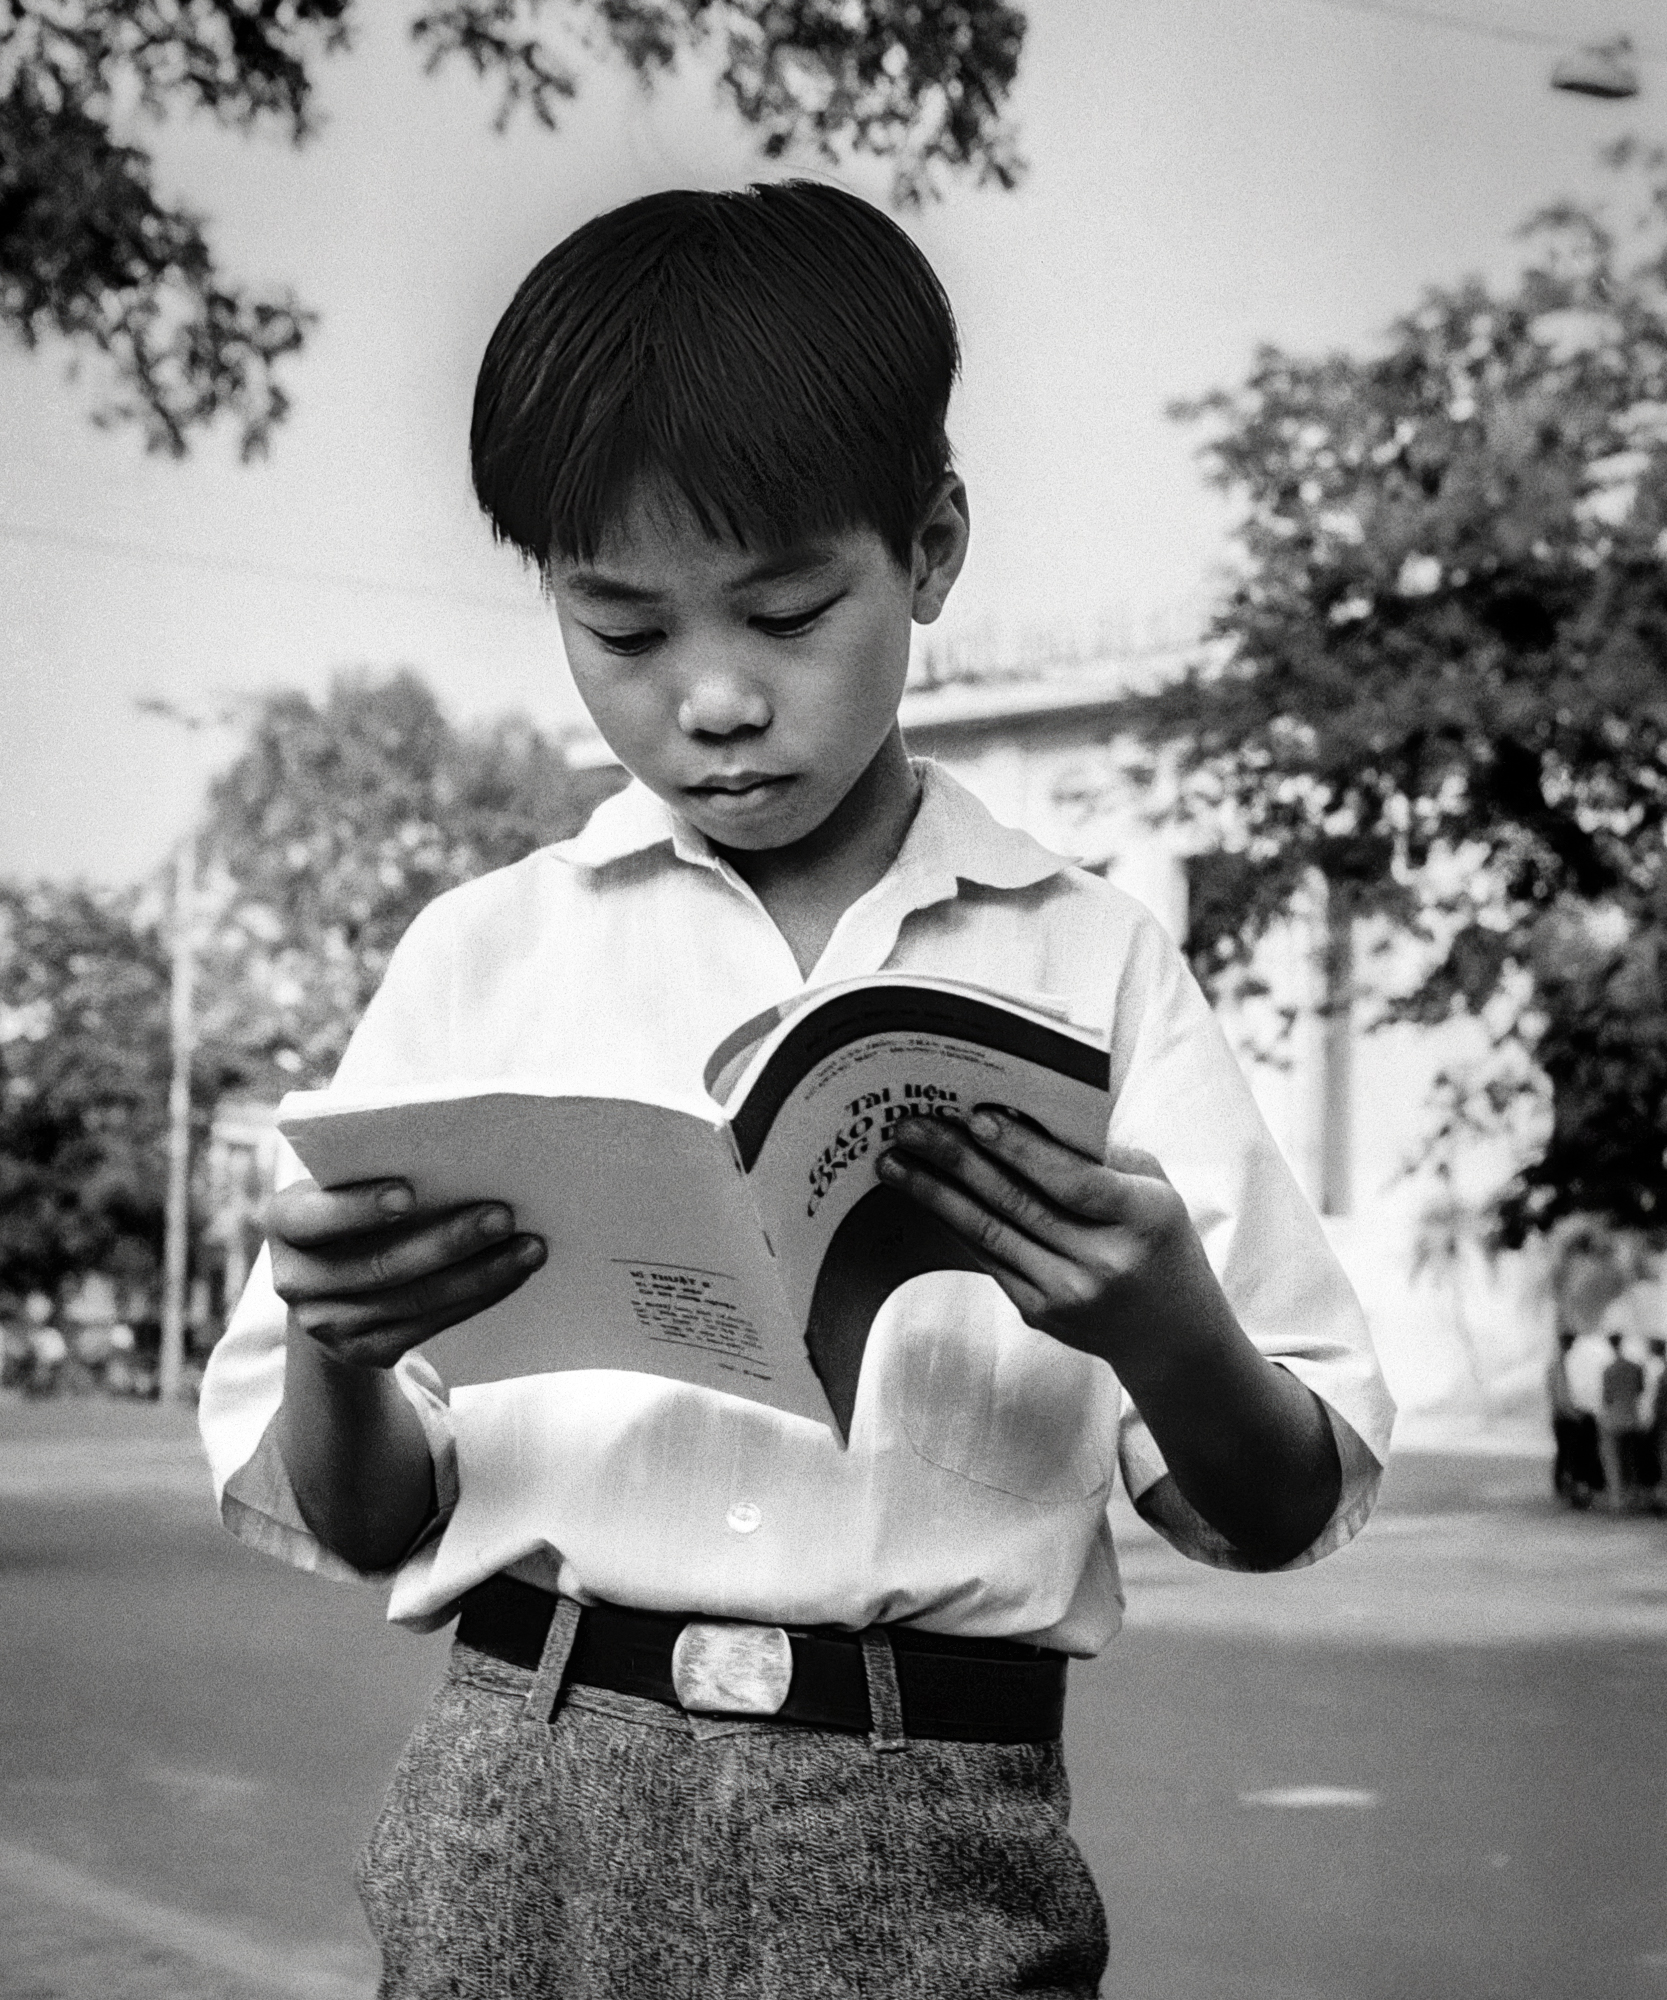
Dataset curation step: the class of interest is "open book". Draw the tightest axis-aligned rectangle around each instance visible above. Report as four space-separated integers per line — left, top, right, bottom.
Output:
276 974 1112 1439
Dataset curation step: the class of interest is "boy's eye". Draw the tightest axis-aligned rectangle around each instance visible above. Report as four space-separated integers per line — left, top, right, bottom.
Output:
586 626 662 657
751 590 844 638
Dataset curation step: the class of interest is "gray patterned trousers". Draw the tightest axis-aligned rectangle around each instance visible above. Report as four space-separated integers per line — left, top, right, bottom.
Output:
356 1621 1109 1999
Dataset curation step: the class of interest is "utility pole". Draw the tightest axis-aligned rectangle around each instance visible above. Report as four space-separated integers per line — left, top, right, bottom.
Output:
1316 881 1354 1219
158 832 197 1402
139 694 235 1402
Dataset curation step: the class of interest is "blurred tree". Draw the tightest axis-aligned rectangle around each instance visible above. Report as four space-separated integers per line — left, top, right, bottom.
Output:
1115 142 1667 1243
0 0 1027 457
0 881 173 1295
0 669 600 1294
198 666 602 1090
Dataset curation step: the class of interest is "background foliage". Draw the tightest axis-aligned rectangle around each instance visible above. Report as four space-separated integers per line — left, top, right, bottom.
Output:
1116 144 1667 1242
201 667 600 1090
0 670 603 1297
0 0 1027 455
0 880 173 1295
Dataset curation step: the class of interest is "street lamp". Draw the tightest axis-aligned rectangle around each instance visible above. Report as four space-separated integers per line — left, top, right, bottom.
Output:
1551 36 1642 100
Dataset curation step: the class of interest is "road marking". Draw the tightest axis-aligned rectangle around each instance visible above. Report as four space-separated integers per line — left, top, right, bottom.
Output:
1239 1785 1380 1809
142 1760 269 1807
0 1837 372 2000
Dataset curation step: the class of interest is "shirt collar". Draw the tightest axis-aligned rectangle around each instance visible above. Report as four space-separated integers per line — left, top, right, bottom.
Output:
551 758 1073 895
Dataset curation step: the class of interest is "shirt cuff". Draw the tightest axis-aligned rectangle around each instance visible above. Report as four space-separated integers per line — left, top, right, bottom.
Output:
208 1328 457 1583
1117 1391 1384 1573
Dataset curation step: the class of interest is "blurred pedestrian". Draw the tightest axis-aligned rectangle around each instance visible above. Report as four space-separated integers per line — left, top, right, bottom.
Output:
1596 1263 1664 1511
22 1293 68 1398
1595 1333 1647 1515
104 1322 139 1397
1550 1221 1630 1507
0 1299 29 1392
1548 1330 1601 1507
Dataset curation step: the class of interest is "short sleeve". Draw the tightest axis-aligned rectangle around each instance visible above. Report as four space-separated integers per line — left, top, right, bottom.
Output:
197 898 468 1581
1105 915 1395 1570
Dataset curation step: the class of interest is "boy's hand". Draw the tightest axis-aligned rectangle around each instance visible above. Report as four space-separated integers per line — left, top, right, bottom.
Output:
879 1105 1345 1569
876 1107 1209 1368
267 1179 547 1372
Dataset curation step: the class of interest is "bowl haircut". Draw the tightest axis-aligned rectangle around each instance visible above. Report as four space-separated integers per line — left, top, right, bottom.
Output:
470 181 960 573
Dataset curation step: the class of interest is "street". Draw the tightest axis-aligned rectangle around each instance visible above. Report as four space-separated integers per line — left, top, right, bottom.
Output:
3 1395 1664 2000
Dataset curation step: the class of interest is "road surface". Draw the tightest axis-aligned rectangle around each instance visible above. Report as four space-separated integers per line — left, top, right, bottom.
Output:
3 1394 1663 1998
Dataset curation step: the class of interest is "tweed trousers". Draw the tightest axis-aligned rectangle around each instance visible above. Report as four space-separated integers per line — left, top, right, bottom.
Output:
356 1630 1109 1999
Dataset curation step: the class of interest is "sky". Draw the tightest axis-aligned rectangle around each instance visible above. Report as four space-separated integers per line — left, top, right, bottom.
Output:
3 0 1664 884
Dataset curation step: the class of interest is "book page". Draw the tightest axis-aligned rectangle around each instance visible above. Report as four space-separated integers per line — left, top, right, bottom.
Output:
726 986 1112 1432
277 1091 833 1424
746 1029 1112 1325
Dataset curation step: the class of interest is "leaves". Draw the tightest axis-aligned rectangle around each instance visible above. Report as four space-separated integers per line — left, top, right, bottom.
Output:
410 2 1027 203
196 667 601 1090
0 63 317 455
0 880 173 1294
2 0 1027 451
705 0 1027 205
0 669 607 1297
1119 147 1667 1238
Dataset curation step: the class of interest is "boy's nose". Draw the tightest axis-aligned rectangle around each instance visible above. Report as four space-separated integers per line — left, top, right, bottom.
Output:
677 669 771 739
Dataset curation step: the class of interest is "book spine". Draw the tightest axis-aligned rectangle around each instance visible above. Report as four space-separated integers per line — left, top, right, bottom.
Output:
725 1120 777 1260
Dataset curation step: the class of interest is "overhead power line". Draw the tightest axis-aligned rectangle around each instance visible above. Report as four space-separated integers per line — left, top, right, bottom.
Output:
1287 0 1667 60
0 517 549 618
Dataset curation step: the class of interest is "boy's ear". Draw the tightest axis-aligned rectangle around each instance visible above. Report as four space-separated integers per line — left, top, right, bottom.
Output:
910 478 971 626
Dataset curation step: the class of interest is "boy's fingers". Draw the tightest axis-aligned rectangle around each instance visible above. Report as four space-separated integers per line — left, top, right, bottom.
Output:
292 1234 546 1346
964 1114 1177 1223
986 1265 1053 1327
888 1117 1082 1252
266 1177 417 1247
899 1110 1120 1229
877 1148 1077 1296
1102 1139 1170 1184
278 1203 521 1300
959 1107 1120 1217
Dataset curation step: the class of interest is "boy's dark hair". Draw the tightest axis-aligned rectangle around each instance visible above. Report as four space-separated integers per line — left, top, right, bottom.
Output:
471 181 959 571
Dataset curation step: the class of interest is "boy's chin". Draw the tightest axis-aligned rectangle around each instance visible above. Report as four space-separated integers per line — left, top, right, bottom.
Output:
680 776 818 850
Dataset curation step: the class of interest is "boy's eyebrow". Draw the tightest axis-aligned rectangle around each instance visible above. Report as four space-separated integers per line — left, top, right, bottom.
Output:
562 573 664 607
563 542 842 607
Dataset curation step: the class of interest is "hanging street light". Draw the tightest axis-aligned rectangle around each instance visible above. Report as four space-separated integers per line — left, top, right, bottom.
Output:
1551 36 1642 100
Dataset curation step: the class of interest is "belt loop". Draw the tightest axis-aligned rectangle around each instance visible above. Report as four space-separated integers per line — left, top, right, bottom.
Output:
860 1628 906 1753
524 1594 582 1724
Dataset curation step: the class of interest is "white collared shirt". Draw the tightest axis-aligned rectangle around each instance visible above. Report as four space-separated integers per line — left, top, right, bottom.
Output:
199 762 1394 1654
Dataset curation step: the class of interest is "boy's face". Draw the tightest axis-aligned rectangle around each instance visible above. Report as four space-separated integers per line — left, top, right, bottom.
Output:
546 479 967 854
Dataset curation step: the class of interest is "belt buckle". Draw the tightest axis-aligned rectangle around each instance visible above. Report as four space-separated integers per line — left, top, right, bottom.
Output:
671 1620 793 1716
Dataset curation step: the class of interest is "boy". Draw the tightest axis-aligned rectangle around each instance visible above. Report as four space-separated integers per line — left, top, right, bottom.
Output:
201 182 1393 1998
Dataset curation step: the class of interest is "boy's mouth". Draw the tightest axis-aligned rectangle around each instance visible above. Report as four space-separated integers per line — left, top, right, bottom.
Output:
685 772 794 802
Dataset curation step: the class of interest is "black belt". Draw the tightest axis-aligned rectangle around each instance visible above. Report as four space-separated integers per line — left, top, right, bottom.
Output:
456 1574 1068 1744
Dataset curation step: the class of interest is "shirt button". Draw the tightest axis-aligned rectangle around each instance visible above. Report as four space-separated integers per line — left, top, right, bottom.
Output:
725 1500 763 1535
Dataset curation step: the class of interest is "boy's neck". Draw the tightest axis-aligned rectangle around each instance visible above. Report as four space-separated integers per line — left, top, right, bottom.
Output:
715 731 921 979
